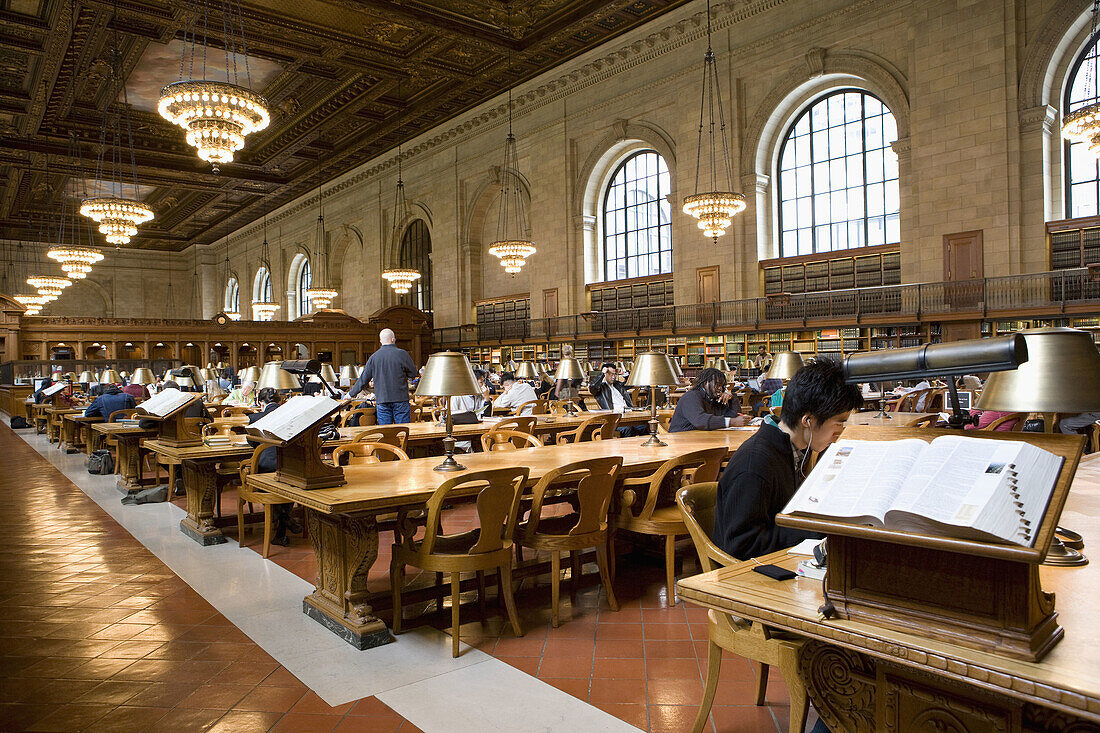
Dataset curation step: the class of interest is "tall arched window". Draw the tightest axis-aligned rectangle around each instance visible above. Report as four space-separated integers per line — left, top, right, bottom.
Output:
1066 37 1100 218
398 219 432 312
602 151 672 281
297 259 312 316
224 277 239 315
777 90 899 257
255 267 273 303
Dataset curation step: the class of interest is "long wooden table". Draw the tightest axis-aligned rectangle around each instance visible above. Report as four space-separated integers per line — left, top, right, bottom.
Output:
676 456 1100 730
846 410 937 426
90 422 158 493
45 406 83 444
249 430 756 649
61 413 103 454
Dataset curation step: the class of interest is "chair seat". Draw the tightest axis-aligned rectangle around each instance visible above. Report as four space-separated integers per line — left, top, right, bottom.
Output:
617 504 687 534
520 513 580 537
410 528 481 555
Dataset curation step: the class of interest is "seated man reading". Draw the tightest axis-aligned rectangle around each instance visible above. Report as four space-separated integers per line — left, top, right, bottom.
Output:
715 359 863 560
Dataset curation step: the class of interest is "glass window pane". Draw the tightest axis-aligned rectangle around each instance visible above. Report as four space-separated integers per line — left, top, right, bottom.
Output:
601 151 672 281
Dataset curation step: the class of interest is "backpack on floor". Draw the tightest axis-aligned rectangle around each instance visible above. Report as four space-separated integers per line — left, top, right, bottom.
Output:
87 449 115 475
9 416 28 429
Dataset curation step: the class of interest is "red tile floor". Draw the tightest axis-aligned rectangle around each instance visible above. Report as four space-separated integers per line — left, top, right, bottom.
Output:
4 423 794 732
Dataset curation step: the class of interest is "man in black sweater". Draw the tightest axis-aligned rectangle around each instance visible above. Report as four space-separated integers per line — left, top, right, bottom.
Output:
348 328 418 425
669 368 746 432
715 359 863 560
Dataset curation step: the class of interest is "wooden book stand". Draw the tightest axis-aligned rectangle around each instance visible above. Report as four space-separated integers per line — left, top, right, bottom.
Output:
136 394 204 447
247 401 345 491
777 426 1085 662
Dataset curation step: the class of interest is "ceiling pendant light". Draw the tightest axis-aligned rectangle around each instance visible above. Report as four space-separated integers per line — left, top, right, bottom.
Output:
25 156 73 308
304 177 338 310
683 0 745 243
158 0 270 171
252 215 280 321
13 243 45 315
382 132 422 295
80 26 153 246
47 247 104 279
487 14 535 276
1063 0 1100 155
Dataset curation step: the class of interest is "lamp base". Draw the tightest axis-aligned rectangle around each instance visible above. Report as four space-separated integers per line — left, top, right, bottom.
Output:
641 416 666 447
433 455 467 472
1043 537 1088 567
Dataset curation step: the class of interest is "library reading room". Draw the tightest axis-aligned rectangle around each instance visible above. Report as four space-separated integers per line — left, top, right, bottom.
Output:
3 1 1100 732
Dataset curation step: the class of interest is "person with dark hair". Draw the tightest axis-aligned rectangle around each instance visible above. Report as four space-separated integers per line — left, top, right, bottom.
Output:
121 380 149 402
84 384 135 419
668 368 746 432
588 362 647 436
246 388 299 544
714 359 864 560
492 372 538 415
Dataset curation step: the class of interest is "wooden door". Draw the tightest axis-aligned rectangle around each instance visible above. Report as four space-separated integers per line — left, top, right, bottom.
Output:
696 266 720 303
542 288 559 319
943 230 984 309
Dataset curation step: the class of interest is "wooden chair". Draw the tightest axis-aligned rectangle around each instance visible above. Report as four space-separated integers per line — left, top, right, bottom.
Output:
908 414 940 428
614 447 726 604
547 400 574 415
769 405 782 420
411 405 434 422
338 407 376 427
676 482 808 733
332 441 409 465
350 425 410 452
481 429 543 452
517 457 623 627
236 445 294 559
555 412 619 445
491 416 537 434
512 398 547 416
221 405 254 418
391 466 529 657
979 412 1026 431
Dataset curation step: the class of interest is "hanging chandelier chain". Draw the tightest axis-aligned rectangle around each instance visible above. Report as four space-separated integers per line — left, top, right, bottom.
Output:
234 0 252 88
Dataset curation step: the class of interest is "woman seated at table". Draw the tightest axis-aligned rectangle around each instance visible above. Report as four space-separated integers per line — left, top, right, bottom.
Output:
224 380 257 407
668 367 747 432
714 359 863 560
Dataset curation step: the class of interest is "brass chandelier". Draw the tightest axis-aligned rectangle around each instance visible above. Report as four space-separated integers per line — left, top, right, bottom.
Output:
1063 0 1100 155
303 178 338 310
683 0 745 243
81 38 153 246
382 132 422 295
251 216 280 320
158 0 270 170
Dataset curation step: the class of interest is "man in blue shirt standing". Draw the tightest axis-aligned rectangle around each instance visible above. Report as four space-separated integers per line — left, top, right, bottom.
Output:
348 328 418 425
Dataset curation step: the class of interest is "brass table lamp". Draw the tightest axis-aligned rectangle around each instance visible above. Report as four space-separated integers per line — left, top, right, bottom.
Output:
712 358 731 373
77 370 95 385
626 352 679 446
199 368 217 382
129 368 155 386
553 357 585 415
239 366 261 384
515 362 539 381
977 327 1100 566
257 362 301 391
99 369 121 385
319 363 338 384
765 351 804 382
415 352 482 471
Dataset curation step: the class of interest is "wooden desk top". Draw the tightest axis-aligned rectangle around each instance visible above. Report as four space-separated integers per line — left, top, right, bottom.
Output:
846 411 936 426
251 430 755 515
63 413 103 423
45 406 84 416
90 422 156 436
339 409 664 443
676 454 1100 722
143 439 255 462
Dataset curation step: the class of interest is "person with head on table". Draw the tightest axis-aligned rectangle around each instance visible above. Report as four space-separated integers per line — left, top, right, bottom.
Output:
714 359 864 561
348 328 418 425
668 367 748 432
491 372 538 415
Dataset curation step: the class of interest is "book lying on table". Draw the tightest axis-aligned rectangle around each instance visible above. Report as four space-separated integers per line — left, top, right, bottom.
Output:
246 396 339 443
782 435 1063 547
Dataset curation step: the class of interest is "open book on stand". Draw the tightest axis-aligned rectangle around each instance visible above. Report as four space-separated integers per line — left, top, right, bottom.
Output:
782 434 1063 547
246 396 340 443
136 388 195 418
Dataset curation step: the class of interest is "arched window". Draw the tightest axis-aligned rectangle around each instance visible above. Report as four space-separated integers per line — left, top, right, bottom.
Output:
398 219 432 312
255 267 273 303
602 151 672 281
777 90 899 256
224 277 239 315
298 259 312 316
1066 36 1100 218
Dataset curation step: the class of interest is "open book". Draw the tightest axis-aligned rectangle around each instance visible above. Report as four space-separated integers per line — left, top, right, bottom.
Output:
137 388 195 418
782 435 1063 547
41 382 67 397
247 396 339 443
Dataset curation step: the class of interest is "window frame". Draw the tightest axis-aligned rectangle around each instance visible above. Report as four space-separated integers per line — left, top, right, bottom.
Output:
775 88 900 258
1064 34 1100 219
398 219 432 313
600 150 673 282
297 259 312 316
225 277 239 314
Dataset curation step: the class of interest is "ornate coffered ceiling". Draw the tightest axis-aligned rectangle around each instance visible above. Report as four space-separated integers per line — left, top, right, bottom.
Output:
0 0 692 251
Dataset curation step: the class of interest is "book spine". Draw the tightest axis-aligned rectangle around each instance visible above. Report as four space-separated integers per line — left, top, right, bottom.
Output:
1006 466 1031 545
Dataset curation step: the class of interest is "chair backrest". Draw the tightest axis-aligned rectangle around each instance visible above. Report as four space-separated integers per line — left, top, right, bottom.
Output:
556 412 619 444
621 447 727 522
523 457 623 540
493 416 537 434
338 407 376 427
676 482 739 573
351 424 410 450
981 412 1025 431
547 400 572 415
332 441 409 465
513 398 547 416
411 405 434 422
420 466 530 556
908 414 939 428
108 408 138 422
924 389 946 413
481 429 543 452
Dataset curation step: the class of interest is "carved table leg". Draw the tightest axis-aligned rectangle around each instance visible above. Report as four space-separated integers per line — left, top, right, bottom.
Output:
301 508 392 649
799 640 878 733
178 460 226 546
115 435 146 494
62 419 82 454
86 429 101 455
